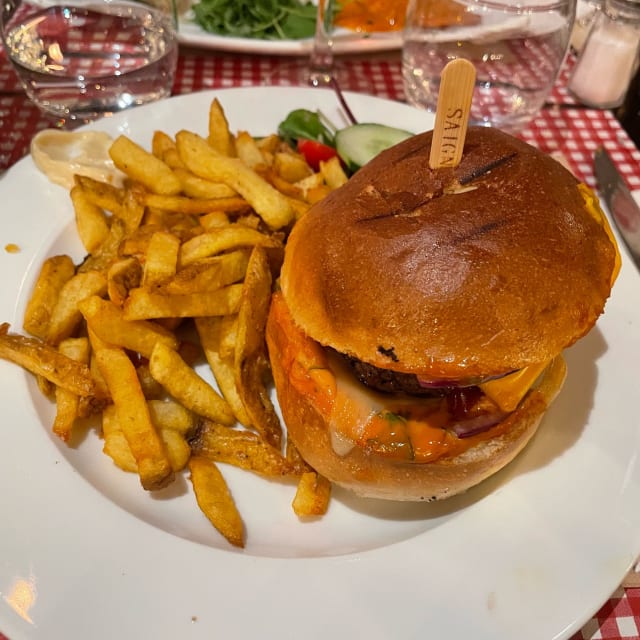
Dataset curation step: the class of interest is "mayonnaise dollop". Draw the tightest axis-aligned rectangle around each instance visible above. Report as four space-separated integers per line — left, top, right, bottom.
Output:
30 129 125 189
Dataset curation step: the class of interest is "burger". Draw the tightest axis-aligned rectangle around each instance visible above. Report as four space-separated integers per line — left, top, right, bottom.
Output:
265 126 620 501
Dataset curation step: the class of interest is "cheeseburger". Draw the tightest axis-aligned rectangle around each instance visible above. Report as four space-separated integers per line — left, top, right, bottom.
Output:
266 127 619 501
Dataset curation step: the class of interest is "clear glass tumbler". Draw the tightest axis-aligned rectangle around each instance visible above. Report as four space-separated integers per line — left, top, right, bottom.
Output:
402 0 576 132
1 0 179 126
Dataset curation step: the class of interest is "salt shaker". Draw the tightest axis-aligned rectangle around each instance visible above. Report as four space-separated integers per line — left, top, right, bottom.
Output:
569 0 640 108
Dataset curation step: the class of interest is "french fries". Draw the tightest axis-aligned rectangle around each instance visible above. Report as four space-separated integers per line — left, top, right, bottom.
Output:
95 346 174 491
292 472 332 517
149 341 235 426
175 130 295 230
189 455 244 548
0 97 348 545
23 255 75 339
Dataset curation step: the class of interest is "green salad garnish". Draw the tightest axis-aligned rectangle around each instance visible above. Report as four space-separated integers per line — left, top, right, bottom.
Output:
192 0 318 40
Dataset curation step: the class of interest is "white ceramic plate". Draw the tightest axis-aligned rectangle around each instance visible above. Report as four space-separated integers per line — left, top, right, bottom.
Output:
1 87 640 640
177 16 402 55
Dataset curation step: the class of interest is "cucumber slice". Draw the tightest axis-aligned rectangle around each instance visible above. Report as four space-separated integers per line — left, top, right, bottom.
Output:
335 123 414 172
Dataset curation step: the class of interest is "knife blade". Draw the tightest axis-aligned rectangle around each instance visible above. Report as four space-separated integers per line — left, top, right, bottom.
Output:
594 146 640 269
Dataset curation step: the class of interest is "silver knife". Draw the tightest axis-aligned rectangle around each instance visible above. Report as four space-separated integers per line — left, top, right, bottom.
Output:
594 146 640 269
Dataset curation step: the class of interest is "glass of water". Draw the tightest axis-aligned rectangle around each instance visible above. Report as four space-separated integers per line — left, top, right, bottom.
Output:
1 0 178 126
401 0 576 132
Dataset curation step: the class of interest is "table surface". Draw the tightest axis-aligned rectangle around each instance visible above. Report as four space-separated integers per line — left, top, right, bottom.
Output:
1 41 640 640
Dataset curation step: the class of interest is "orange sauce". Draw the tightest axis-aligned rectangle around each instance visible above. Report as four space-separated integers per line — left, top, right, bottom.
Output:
335 0 408 33
268 293 521 463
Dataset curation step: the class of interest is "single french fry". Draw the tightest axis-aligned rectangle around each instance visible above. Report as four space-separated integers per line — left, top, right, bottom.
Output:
320 156 349 190
123 284 243 320
255 133 280 155
207 97 235 157
147 398 194 435
23 255 76 339
217 313 238 360
79 295 178 359
142 231 180 287
116 187 146 235
141 193 249 215
274 151 312 183
95 345 174 491
160 250 250 295
292 472 331 517
235 131 266 169
267 171 305 199
70 185 110 253
295 171 324 194
195 316 252 427
135 362 164 399
151 130 179 162
148 341 235 425
77 217 127 274
234 246 282 449
87 329 112 400
103 409 191 472
176 130 294 229
109 135 182 195
189 455 244 548
102 404 138 472
107 257 143 306
74 174 124 215
160 428 191 471
191 420 297 477
52 337 91 442
178 225 282 267
0 323 96 396
173 168 237 200
46 270 107 345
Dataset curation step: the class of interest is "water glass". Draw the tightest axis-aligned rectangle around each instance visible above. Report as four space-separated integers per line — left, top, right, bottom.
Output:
1 0 178 125
402 0 576 132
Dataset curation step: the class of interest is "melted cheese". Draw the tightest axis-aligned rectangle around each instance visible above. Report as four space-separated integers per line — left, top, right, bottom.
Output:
578 182 621 286
268 293 533 464
30 129 124 189
479 361 549 412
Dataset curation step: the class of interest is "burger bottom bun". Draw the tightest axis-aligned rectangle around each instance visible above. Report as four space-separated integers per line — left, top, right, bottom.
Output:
270 353 567 502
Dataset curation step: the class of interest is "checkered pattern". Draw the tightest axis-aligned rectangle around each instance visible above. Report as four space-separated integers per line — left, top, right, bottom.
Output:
570 588 640 640
1 40 640 640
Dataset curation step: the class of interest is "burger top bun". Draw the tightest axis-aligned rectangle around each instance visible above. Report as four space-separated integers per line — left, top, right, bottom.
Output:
281 127 617 380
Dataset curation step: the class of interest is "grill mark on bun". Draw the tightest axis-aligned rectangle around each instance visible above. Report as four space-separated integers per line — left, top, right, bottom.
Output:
456 151 518 185
355 151 518 224
449 218 510 246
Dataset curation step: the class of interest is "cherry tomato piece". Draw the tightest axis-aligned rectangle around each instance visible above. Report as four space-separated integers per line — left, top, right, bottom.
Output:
297 138 337 171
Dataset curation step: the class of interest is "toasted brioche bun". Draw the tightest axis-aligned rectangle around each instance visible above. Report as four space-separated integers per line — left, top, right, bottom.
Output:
281 127 616 381
266 298 567 501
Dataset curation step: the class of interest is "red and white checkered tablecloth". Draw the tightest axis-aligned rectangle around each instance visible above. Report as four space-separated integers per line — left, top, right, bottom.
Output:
1 43 640 640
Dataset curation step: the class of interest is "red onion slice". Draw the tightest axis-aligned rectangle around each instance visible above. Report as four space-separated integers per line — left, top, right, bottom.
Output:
417 370 518 389
450 410 509 438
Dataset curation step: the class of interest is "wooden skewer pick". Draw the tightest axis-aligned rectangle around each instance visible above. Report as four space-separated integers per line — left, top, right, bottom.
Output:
428 58 477 170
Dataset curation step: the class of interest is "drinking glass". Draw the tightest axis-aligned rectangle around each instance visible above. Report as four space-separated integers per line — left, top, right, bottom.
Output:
265 0 350 88
1 0 179 126
307 0 337 86
401 0 576 132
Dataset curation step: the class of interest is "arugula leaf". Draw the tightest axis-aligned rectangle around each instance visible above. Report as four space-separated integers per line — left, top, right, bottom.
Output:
192 0 317 41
